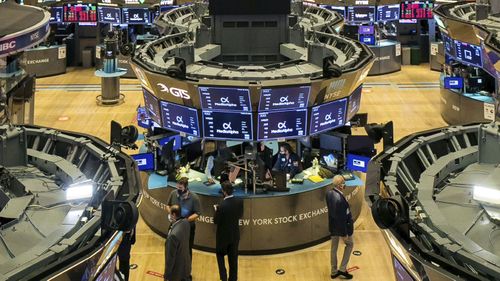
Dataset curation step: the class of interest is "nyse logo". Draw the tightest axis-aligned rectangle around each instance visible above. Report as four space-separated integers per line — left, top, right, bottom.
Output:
352 159 365 168
0 41 16 52
279 96 289 103
157 83 190 99
30 31 40 41
222 122 232 130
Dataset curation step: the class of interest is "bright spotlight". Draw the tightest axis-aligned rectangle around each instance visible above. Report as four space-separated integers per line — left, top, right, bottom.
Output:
66 180 94 201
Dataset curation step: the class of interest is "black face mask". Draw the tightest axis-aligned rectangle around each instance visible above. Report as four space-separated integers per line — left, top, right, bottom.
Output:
177 189 187 196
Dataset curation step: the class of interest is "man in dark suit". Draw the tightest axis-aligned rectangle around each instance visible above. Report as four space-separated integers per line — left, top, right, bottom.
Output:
164 205 191 281
325 175 354 280
214 181 244 281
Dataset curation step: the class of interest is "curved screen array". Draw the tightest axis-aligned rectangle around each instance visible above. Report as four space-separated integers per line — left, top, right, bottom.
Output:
142 86 362 141
52 4 158 24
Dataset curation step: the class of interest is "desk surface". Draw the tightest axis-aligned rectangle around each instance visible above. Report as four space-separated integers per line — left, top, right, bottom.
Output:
148 169 363 198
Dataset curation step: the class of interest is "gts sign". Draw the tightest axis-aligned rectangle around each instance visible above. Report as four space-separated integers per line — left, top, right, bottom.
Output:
157 83 190 99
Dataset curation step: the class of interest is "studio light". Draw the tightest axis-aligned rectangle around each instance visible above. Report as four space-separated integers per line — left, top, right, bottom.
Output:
66 180 94 201
371 197 403 229
473 186 500 206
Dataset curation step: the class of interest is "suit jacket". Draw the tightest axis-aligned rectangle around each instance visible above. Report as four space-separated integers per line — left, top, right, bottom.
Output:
273 153 301 177
165 219 191 281
214 196 244 251
325 188 353 237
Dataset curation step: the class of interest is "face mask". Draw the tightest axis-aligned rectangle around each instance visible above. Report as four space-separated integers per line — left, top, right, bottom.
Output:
168 214 175 223
177 189 186 196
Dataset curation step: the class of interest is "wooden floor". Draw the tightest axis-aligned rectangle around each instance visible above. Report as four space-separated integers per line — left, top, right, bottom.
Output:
34 65 446 281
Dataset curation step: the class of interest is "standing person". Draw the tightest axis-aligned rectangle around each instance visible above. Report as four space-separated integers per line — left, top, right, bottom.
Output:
325 175 354 280
166 177 201 259
164 205 191 281
214 181 244 281
117 227 136 281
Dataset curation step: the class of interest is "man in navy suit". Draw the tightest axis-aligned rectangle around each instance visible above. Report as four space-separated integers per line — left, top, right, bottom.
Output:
326 175 354 279
214 181 244 281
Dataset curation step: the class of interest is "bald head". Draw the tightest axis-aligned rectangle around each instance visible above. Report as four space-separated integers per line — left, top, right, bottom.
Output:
332 175 345 190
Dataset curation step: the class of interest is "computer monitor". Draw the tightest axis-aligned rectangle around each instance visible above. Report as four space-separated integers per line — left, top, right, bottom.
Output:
358 25 374 35
63 3 97 22
310 98 348 135
322 153 338 169
319 5 345 16
137 107 150 128
392 256 416 281
347 135 376 157
377 4 399 21
359 35 376 45
202 111 253 141
143 88 162 126
467 76 485 92
346 6 375 23
122 8 150 25
157 134 182 151
400 1 433 20
160 101 200 137
347 86 363 121
199 86 251 111
259 85 310 111
97 6 121 24
50 7 63 23
346 153 371 173
257 109 307 140
443 77 463 89
320 133 343 152
131 153 155 171
454 40 482 67
272 169 287 189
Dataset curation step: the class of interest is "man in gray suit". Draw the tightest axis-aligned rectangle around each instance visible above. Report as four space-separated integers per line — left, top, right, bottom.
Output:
165 205 191 281
326 175 354 279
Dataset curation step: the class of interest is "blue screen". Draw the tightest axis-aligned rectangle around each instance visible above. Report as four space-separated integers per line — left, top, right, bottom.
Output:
137 107 151 128
132 153 155 171
347 6 375 22
160 101 200 137
199 86 251 111
442 33 455 57
347 86 362 121
319 5 345 16
358 25 374 35
454 40 482 67
310 98 348 135
346 153 371 173
143 88 162 126
259 85 310 111
258 109 307 140
98 6 121 24
202 111 253 141
377 4 399 21
122 8 150 24
444 77 463 89
50 7 63 23
360 35 376 45
157 135 182 150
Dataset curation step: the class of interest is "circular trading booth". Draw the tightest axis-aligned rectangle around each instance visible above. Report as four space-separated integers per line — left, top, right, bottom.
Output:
434 1 500 125
131 1 376 253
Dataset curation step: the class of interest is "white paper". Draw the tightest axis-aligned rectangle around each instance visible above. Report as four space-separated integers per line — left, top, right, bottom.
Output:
431 43 438 56
395 43 401 56
96 46 101 59
484 103 495 121
58 47 66 60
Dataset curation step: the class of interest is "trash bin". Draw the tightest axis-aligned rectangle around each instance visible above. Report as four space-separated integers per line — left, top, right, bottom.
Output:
82 47 93 68
402 47 411 65
410 46 421 65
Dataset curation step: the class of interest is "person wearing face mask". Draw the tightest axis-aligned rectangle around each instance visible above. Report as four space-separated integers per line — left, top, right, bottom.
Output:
326 175 354 280
214 181 244 281
166 177 201 262
165 205 191 281
272 143 301 179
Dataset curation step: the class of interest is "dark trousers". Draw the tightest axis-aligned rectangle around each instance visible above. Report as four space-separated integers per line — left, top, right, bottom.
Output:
118 242 131 280
189 223 196 258
216 241 239 281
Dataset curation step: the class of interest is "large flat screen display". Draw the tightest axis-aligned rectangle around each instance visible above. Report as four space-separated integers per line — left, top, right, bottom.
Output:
258 109 307 140
442 33 455 57
259 85 310 111
377 4 399 21
310 98 348 135
143 88 162 126
400 1 433 19
319 5 345 16
131 153 155 171
122 8 150 24
444 77 463 89
392 256 415 281
346 6 375 23
199 86 251 111
202 111 253 141
454 40 482 67
358 26 374 35
346 153 371 173
359 35 376 45
50 7 63 23
98 6 121 24
160 101 200 137
347 86 362 121
63 4 97 22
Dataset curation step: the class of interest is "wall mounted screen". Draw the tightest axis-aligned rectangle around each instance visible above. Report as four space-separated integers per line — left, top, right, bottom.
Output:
377 4 400 21
143 88 162 126
50 7 63 23
346 6 375 23
122 8 150 24
199 86 251 111
310 98 347 135
160 101 200 137
444 77 463 89
202 111 253 141
347 86 362 121
258 109 307 140
259 85 310 111
131 153 155 171
454 40 483 67
98 6 121 24
63 3 97 22
400 1 433 19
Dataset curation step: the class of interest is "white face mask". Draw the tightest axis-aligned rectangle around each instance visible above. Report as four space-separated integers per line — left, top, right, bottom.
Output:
168 214 175 223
